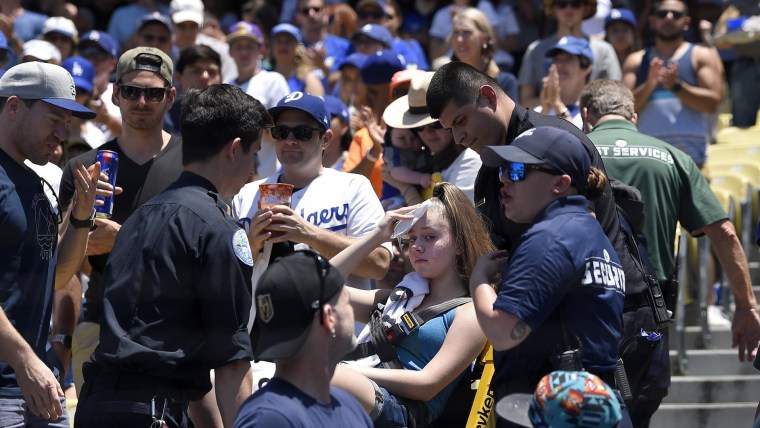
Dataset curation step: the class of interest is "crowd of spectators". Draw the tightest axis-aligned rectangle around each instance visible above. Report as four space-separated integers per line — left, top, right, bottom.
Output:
1 0 760 427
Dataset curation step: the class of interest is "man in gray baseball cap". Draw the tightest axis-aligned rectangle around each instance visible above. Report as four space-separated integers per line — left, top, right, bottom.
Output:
0 61 96 121
0 61 100 426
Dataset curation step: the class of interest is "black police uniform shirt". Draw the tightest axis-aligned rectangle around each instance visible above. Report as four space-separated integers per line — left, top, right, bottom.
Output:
89 172 254 400
59 136 183 324
474 104 648 298
0 148 58 390
491 196 626 389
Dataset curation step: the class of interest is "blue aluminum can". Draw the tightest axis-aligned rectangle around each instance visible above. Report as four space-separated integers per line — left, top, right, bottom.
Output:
94 150 118 218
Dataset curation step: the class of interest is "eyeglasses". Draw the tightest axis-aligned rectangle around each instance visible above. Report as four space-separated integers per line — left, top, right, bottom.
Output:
40 177 62 225
140 34 171 44
271 125 323 141
654 9 685 19
554 0 583 9
358 10 391 20
300 6 323 15
498 162 561 182
297 249 330 324
117 85 170 102
412 121 444 133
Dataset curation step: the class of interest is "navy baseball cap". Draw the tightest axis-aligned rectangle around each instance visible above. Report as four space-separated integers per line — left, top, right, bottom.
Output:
0 62 95 119
605 8 637 29
62 56 95 94
546 36 594 62
338 52 368 70
269 91 331 130
361 50 405 85
254 251 345 360
79 31 120 59
138 12 173 32
480 126 590 192
352 23 393 48
271 23 303 44
323 95 349 124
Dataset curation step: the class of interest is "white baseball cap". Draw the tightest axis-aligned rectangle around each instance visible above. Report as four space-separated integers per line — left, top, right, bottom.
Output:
170 0 204 26
0 62 96 119
22 39 62 63
42 16 79 42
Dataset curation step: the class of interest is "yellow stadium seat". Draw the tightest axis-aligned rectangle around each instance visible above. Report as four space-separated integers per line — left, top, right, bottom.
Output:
709 164 760 224
717 113 733 132
711 173 754 255
715 127 760 145
710 187 737 223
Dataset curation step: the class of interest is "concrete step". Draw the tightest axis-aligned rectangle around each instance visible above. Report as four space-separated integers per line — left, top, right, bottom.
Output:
669 349 757 375
662 375 760 403
650 402 757 428
668 325 733 349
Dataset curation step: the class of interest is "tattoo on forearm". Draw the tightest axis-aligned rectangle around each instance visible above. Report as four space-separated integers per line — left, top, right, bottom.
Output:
511 321 527 341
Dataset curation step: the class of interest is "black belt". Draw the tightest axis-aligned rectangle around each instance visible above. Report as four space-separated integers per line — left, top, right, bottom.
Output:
81 372 193 404
623 292 649 311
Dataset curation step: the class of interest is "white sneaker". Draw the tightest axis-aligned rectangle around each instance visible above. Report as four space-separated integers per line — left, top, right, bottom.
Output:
707 305 732 328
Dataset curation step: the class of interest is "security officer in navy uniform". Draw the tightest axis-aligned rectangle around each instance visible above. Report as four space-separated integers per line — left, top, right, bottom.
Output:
469 127 633 428
74 84 274 428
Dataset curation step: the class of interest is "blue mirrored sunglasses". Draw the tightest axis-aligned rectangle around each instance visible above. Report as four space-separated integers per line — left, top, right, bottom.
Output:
498 162 561 182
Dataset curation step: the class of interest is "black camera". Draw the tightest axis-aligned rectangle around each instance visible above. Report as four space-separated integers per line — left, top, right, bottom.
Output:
554 349 584 371
644 275 671 328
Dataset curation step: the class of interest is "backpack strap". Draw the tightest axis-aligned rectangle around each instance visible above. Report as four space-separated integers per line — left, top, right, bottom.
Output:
343 297 472 368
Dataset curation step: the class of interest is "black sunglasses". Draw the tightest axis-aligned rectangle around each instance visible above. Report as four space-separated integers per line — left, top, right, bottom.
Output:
412 121 444 133
297 250 330 324
654 9 685 19
117 85 170 102
300 6 323 14
40 177 62 225
555 0 583 9
271 125 323 141
80 47 110 62
498 162 561 182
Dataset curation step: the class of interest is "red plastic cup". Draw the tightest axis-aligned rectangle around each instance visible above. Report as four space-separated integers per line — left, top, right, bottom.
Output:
259 183 294 209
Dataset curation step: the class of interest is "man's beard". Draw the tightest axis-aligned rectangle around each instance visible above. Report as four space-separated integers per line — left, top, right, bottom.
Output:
655 27 685 42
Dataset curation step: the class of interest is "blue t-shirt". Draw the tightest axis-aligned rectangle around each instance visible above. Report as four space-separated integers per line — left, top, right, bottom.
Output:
0 148 58 392
233 378 372 427
492 196 625 388
396 307 462 420
286 74 307 93
393 38 430 70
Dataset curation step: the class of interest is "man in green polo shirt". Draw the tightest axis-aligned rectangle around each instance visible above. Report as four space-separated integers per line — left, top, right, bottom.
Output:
580 78 760 427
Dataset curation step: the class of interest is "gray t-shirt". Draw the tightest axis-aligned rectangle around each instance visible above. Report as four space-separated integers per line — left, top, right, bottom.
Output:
518 36 622 98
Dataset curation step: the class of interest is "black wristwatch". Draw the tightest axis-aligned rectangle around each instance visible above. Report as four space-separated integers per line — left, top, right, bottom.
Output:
51 334 72 348
69 209 96 229
672 78 683 93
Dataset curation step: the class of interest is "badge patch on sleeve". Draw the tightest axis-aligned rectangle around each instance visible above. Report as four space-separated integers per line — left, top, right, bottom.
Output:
232 229 254 266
